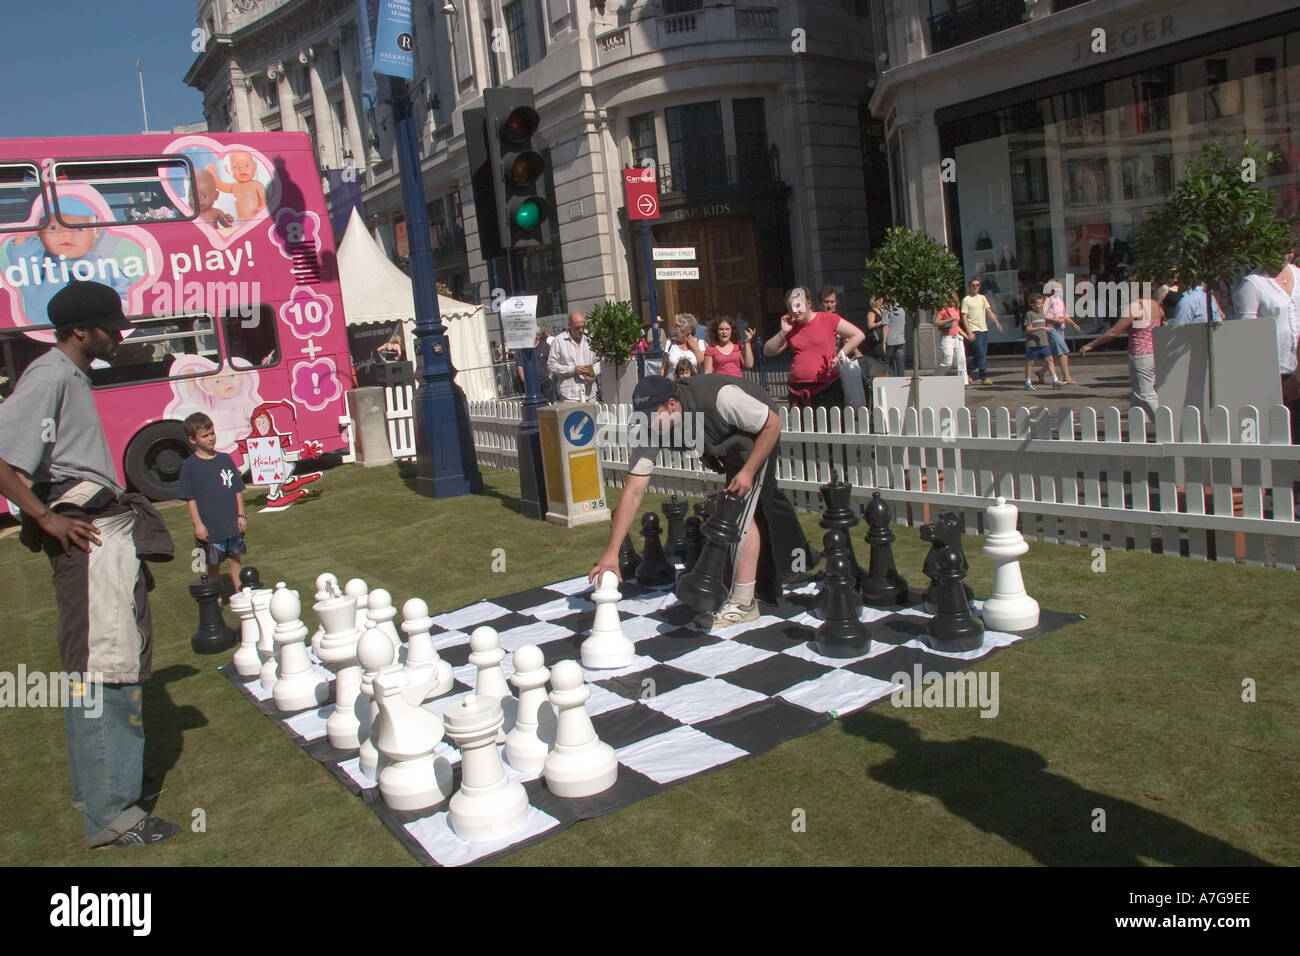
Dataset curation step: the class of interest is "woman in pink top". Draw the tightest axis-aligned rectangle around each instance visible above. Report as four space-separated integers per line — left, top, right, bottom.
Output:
1081 284 1170 420
702 316 755 378
934 291 974 384
763 286 865 409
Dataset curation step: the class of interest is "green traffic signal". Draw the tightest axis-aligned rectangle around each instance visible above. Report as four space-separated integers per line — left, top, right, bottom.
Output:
515 200 541 229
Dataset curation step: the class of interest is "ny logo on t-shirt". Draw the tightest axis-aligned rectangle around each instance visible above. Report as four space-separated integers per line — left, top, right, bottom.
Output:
220 469 234 488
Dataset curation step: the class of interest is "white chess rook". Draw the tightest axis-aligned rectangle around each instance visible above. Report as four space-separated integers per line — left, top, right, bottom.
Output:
581 570 635 669
400 597 454 703
356 626 400 779
229 588 262 678
443 694 530 843
543 660 618 798
980 497 1040 631
505 645 557 773
270 584 331 713
253 585 278 690
373 669 451 812
469 626 515 742
316 592 363 750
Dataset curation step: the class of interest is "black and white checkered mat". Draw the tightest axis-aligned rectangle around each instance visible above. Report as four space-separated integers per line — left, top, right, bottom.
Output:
220 574 1080 865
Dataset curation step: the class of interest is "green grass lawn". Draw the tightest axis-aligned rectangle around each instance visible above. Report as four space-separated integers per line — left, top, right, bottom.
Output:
1 461 1296 866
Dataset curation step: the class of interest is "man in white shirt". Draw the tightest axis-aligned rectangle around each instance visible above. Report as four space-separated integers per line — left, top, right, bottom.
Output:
548 310 601 402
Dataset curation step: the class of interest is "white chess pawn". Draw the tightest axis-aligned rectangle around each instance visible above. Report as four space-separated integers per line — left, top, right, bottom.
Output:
316 592 363 750
310 572 340 657
443 694 530 843
505 645 556 773
229 588 262 678
980 497 1040 631
357 626 399 780
543 660 617 798
581 570 635 668
253 585 277 690
373 669 452 811
400 597 453 703
271 584 330 713
345 578 370 634
469 626 515 742
366 588 404 659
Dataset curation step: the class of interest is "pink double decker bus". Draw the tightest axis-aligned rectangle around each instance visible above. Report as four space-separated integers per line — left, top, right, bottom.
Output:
0 132 352 503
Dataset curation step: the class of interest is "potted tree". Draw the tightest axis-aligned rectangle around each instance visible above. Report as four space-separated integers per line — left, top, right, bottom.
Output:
864 228 965 413
586 299 644 405
1132 139 1295 409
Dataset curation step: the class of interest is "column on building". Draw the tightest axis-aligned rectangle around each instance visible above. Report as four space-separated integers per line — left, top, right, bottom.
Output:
337 34 368 169
229 69 254 132
306 49 336 168
244 77 263 133
274 63 297 131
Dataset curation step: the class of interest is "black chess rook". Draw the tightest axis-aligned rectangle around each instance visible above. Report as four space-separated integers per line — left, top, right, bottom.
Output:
189 574 237 655
860 492 908 606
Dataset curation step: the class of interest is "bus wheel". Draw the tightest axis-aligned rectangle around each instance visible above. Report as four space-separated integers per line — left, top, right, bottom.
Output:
125 422 191 501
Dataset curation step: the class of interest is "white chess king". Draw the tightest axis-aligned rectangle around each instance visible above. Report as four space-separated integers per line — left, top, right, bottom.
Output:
980 497 1040 632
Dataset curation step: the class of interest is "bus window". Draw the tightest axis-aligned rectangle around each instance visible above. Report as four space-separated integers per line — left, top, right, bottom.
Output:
52 158 194 224
222 305 280 367
0 163 43 230
0 330 52 400
88 314 219 387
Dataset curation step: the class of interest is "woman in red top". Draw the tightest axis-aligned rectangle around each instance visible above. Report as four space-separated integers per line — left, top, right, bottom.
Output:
702 316 755 377
763 286 865 409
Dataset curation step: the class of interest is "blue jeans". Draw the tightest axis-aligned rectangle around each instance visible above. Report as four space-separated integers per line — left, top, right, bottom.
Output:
972 331 990 380
66 681 146 845
886 345 905 377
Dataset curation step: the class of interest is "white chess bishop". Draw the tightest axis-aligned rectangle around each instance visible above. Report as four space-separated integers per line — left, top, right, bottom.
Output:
270 584 331 713
504 644 557 772
399 598 454 703
543 660 617 799
229 588 262 678
372 668 452 811
980 497 1040 631
356 626 401 780
315 591 364 751
443 694 530 843
581 571 635 669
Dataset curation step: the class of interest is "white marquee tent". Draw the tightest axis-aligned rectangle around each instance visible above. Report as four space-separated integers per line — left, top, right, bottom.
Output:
336 208 495 400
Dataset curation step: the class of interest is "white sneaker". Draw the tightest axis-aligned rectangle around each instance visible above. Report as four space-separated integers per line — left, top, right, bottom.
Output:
711 601 759 628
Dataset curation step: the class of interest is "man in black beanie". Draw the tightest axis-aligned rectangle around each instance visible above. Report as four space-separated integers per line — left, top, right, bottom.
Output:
588 374 818 628
0 281 180 848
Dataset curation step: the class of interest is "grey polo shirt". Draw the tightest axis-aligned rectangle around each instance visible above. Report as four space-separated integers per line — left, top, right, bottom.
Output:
628 384 771 476
0 348 124 496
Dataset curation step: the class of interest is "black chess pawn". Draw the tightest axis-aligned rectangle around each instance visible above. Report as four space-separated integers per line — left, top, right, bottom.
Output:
635 512 676 588
920 511 974 606
682 515 704 572
819 474 866 585
618 534 642 580
239 566 262 590
675 491 746 613
693 495 715 522
860 492 908 606
815 531 871 658
925 544 984 652
662 495 688 564
189 574 237 655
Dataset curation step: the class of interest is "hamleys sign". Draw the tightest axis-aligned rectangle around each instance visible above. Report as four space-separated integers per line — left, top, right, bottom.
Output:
624 167 659 220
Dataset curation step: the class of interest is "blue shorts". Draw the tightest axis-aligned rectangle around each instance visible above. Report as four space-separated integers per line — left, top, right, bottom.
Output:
1047 325 1069 355
1025 345 1051 360
197 535 246 566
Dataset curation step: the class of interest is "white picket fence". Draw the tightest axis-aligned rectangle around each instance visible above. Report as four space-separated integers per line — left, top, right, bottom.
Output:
460 399 1300 569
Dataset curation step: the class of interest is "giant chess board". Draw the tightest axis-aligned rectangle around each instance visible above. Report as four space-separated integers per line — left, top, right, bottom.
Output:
221 575 1080 866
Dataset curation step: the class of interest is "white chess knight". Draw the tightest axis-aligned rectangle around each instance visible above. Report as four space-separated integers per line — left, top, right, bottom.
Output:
505 645 557 773
372 668 453 812
443 694 530 843
980 497 1040 631
581 571 635 669
357 626 401 780
543 660 617 799
229 588 262 678
469 626 515 742
400 597 454 703
270 584 331 713
315 591 364 751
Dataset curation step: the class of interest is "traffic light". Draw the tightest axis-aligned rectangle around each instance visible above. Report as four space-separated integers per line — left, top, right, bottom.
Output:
483 87 552 251
464 105 504 261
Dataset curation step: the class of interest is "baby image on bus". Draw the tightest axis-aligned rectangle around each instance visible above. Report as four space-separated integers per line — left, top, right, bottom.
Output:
163 354 266 462
0 183 163 336
161 137 277 239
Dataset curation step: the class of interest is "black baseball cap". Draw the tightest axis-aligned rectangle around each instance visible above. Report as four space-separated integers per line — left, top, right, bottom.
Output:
48 281 133 332
632 375 676 414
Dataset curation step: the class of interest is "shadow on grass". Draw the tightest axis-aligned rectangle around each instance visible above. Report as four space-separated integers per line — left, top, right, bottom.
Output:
140 664 208 810
844 710 1269 866
396 460 522 512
